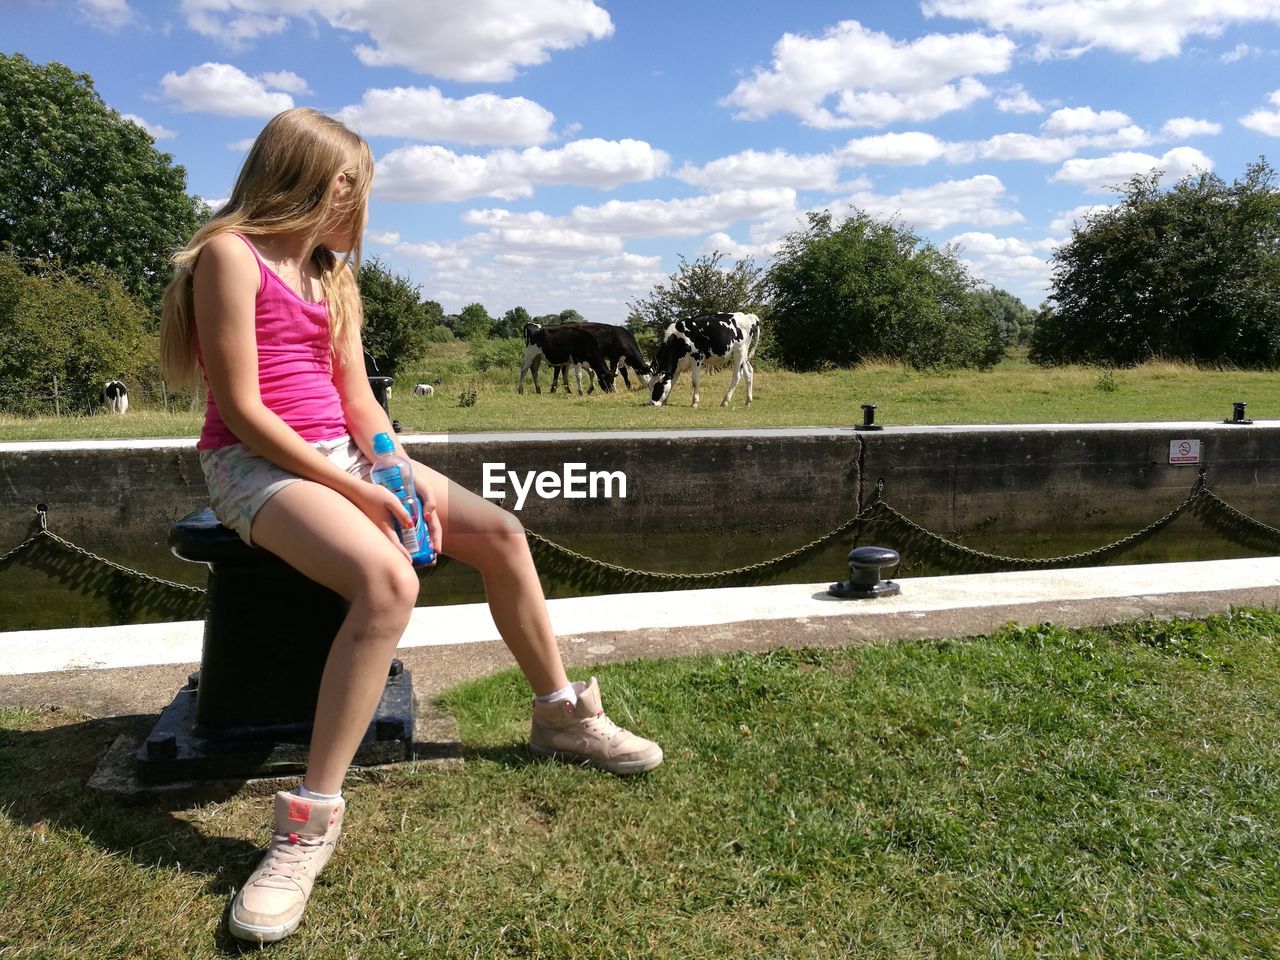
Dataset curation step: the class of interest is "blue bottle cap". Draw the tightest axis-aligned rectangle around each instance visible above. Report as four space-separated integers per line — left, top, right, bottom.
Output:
372 432 395 455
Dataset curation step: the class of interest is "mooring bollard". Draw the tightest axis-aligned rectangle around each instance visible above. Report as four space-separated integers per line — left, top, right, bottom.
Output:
135 507 415 782
855 403 884 431
829 545 901 599
1225 401 1253 424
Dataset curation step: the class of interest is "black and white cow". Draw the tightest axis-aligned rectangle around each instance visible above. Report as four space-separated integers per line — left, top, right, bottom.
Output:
549 322 652 393
649 312 760 407
412 383 435 397
102 380 129 414
518 323 615 394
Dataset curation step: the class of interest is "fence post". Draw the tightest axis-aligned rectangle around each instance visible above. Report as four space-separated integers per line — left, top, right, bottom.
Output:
52 375 60 417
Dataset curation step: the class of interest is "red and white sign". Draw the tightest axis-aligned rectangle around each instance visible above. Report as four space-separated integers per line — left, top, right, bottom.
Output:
1169 439 1200 464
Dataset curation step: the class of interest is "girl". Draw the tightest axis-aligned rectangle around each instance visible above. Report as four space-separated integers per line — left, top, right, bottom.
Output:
159 107 662 945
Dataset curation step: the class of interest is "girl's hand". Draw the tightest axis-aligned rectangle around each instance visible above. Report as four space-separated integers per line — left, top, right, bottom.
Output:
352 481 413 563
420 484 442 564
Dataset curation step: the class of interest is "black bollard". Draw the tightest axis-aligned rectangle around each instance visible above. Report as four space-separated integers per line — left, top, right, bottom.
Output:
135 508 415 782
829 545 901 599
855 403 883 431
1224 401 1253 425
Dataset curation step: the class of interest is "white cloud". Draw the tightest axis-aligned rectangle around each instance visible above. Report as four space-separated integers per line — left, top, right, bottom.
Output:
160 62 294 117
1042 106 1131 134
260 70 310 94
1241 90 1280 136
374 139 668 203
1221 42 1260 63
120 113 176 140
228 137 257 151
1088 125 1151 149
567 189 798 238
922 0 1280 61
696 232 783 262
996 85 1043 113
337 86 555 146
946 232 1057 300
180 0 614 81
1160 117 1223 139
840 132 953 166
845 174 1024 231
676 149 842 190
1050 147 1213 192
1048 204 1114 233
962 132 1080 163
79 0 134 29
722 19 1013 128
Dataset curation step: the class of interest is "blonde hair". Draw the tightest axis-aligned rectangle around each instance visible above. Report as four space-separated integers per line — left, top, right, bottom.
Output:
159 107 374 386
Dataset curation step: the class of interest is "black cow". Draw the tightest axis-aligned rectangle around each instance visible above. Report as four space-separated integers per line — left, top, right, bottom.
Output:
649 312 760 407
549 322 652 393
518 323 616 395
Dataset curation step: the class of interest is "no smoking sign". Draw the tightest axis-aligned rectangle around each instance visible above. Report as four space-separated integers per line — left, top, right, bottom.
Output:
1169 439 1201 464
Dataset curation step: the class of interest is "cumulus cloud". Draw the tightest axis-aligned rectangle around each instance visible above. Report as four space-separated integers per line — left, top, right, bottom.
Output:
1241 90 1280 136
160 62 295 116
1050 147 1213 192
375 139 668 203
1042 106 1131 134
79 0 134 29
996 85 1044 113
1160 117 1223 139
120 113 176 140
840 131 953 166
337 86 556 146
922 0 1280 61
845 174 1024 231
1221 42 1260 63
180 0 614 81
259 70 310 94
676 150 842 190
1048 204 1115 233
722 19 1014 128
946 231 1057 301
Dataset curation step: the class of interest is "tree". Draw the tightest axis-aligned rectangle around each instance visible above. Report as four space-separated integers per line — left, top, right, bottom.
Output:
492 305 531 339
0 53 203 311
0 253 153 415
766 210 999 370
356 258 445 376
1033 158 1280 367
972 286 1037 350
627 251 766 337
455 302 493 341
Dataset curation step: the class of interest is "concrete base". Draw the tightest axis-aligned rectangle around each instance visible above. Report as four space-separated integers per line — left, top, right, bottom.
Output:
87 698 461 807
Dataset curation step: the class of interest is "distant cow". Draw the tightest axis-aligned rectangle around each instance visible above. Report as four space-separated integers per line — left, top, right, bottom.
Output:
518 323 615 395
649 312 760 407
550 323 651 393
102 380 128 414
412 383 435 397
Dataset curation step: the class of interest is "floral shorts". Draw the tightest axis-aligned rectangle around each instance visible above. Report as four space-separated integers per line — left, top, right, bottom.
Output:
198 434 372 546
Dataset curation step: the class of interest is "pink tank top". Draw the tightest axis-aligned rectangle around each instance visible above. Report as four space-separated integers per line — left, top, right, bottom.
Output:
196 233 348 450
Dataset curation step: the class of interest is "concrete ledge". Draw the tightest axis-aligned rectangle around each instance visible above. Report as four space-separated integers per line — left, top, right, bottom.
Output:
3 557 1279 678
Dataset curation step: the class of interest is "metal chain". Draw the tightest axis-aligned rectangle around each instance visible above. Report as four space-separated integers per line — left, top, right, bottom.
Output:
0 505 206 595
1198 488 1280 540
863 472 1208 569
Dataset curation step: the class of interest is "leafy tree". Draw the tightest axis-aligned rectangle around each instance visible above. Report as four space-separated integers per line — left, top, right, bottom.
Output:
767 210 999 370
455 302 493 341
0 254 152 415
557 308 585 324
492 305 531 339
627 251 766 337
356 257 445 376
0 53 203 311
1033 159 1280 367
972 286 1037 350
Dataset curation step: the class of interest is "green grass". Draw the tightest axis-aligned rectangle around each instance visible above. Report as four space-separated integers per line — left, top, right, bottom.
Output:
2 351 1276 441
3 610 1280 957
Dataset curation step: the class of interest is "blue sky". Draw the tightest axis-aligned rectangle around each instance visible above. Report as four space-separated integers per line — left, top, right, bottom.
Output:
7 0 1280 323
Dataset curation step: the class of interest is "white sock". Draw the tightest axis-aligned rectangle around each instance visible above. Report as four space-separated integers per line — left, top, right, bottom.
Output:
293 782 342 801
535 683 578 707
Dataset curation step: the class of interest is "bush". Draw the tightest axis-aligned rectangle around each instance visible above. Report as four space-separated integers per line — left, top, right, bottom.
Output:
0 254 154 415
357 257 445 376
767 210 999 370
470 337 525 373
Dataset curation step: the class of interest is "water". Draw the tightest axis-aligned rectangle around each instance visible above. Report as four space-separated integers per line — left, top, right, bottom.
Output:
0 511 1269 632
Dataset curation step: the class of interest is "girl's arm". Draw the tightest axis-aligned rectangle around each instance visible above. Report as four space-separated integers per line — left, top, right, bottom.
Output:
193 234 412 539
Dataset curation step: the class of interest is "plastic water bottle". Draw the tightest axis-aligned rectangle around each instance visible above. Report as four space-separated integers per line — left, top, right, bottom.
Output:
370 432 435 567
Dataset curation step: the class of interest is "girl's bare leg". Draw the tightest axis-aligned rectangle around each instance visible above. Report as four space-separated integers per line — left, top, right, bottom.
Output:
249 480 420 794
411 462 570 696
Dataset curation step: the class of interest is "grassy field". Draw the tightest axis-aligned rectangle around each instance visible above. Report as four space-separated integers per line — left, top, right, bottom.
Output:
1 347 1277 441
2 609 1279 958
